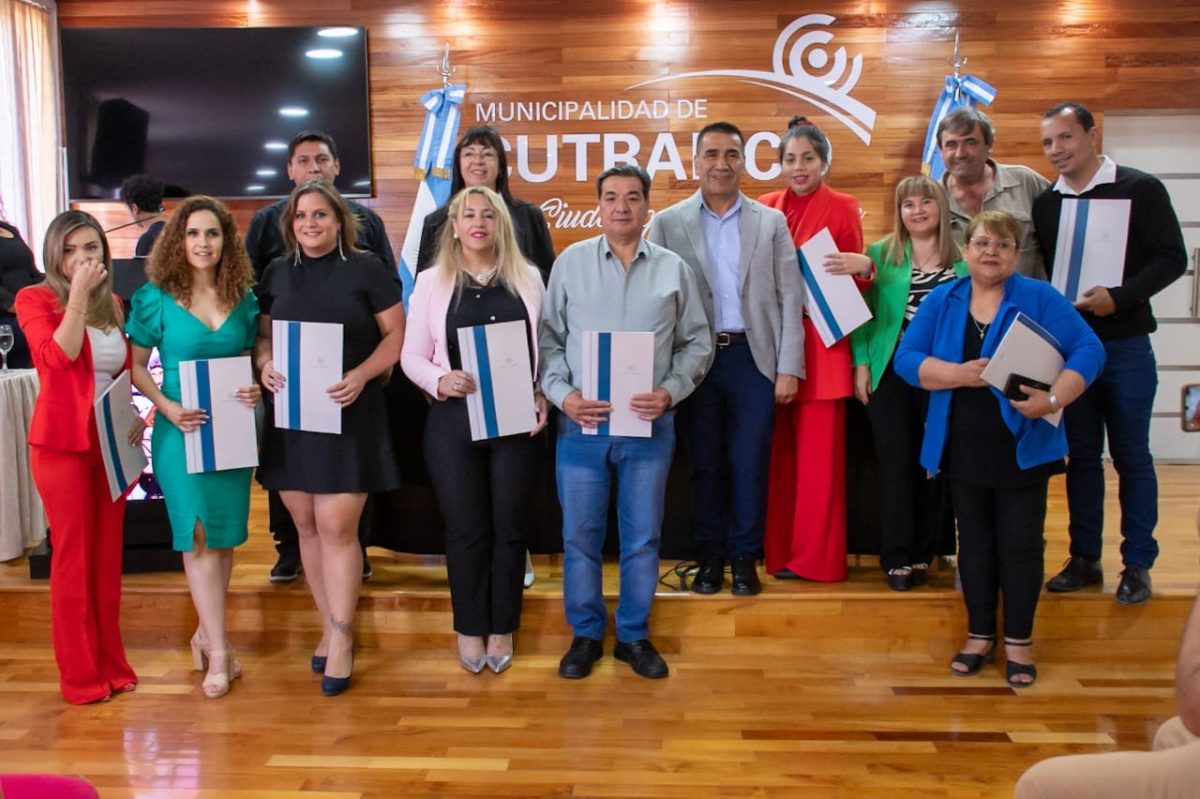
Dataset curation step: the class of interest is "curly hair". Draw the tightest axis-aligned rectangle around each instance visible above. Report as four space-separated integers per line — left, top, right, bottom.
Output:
147 196 253 310
120 174 165 213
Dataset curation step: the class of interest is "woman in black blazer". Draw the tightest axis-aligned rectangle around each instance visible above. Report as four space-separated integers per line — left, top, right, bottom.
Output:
414 125 555 282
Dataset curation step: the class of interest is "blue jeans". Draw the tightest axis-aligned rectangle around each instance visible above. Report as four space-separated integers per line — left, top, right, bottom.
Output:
676 340 775 559
1064 335 1158 568
556 412 674 642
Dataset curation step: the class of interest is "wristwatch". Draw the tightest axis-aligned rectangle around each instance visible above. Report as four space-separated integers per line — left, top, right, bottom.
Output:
1048 392 1059 410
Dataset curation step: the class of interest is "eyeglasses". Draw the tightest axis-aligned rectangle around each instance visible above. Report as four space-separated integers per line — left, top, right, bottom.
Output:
969 238 1017 253
462 149 499 162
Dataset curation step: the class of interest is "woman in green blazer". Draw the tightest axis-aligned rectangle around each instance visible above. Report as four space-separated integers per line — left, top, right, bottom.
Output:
845 176 968 590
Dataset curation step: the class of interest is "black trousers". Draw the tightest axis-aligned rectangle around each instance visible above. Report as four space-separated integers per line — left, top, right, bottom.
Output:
950 478 1047 641
424 398 535 636
863 365 954 571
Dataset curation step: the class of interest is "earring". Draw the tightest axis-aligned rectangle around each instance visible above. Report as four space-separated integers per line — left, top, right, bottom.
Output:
337 233 346 260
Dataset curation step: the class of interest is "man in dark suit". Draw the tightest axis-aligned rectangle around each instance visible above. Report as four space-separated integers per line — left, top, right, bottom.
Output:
648 121 806 596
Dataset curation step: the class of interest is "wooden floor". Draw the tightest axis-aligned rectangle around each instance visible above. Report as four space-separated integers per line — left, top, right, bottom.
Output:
0 465 1197 797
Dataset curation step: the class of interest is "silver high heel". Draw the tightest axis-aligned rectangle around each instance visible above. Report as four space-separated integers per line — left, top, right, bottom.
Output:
485 634 514 674
458 635 486 674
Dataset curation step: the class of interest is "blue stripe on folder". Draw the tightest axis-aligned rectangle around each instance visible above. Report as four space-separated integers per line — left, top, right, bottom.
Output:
100 396 128 494
1065 199 1090 302
797 248 844 342
597 332 612 437
195 360 217 472
1015 312 1063 353
287 321 302 429
472 326 499 439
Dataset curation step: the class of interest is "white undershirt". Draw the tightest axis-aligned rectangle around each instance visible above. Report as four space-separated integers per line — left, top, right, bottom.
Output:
87 326 126 400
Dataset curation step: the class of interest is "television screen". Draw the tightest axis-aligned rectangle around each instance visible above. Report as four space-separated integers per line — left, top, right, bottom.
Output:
61 27 372 200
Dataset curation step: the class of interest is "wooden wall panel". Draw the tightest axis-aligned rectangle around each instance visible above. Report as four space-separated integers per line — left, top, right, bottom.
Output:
58 0 1200 259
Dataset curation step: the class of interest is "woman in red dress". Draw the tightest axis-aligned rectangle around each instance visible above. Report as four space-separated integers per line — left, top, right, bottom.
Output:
759 116 867 581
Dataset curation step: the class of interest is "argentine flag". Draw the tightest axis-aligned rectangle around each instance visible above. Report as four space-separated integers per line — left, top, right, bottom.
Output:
398 82 467 307
920 74 997 181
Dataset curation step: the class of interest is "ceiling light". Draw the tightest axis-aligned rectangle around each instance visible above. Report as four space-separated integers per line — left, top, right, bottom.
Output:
317 27 358 38
306 48 343 60
255 168 277 177
264 141 288 151
246 184 266 192
279 107 308 118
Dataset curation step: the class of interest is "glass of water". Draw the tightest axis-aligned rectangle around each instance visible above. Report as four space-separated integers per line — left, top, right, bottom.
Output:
0 324 14 373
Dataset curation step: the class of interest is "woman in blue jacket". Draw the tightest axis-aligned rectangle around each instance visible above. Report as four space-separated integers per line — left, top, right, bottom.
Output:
895 210 1104 687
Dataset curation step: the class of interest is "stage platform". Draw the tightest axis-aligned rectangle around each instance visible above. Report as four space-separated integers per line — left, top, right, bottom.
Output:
0 466 1197 797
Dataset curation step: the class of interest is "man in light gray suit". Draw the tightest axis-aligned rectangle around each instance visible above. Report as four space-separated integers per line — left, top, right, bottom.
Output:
648 121 806 596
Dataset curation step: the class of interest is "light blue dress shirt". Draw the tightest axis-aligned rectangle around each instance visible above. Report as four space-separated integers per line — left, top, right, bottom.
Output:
538 234 713 409
699 195 745 333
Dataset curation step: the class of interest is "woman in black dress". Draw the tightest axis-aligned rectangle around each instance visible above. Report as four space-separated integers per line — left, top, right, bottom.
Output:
0 206 44 369
255 180 405 696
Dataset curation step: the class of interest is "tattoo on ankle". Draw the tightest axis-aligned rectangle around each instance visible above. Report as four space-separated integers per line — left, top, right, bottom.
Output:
330 617 352 637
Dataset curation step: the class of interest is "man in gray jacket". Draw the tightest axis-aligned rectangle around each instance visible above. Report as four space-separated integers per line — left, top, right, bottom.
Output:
648 121 806 596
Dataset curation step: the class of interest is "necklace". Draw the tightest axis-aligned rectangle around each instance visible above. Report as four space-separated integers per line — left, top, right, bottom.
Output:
971 315 989 340
911 246 941 272
466 266 497 286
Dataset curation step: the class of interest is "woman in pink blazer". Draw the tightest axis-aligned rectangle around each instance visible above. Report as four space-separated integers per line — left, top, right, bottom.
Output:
401 186 547 674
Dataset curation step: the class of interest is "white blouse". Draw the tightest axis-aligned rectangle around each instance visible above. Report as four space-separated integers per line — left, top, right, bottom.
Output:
87 326 126 400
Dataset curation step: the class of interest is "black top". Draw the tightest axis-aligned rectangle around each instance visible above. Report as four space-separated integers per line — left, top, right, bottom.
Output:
245 198 396 281
0 222 42 312
445 280 533 372
1032 164 1187 341
416 200 556 284
255 249 402 494
946 314 1055 488
134 220 165 259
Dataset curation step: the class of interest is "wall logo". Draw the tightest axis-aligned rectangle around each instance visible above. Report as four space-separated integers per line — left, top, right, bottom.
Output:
627 14 876 145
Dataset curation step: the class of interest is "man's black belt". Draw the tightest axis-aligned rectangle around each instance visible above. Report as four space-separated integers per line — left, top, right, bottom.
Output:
715 331 747 347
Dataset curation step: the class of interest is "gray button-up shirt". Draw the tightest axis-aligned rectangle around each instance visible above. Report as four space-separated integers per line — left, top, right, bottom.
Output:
944 160 1051 280
539 234 713 409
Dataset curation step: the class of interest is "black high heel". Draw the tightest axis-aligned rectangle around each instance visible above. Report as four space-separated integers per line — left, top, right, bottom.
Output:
311 655 326 675
950 633 995 676
321 648 354 697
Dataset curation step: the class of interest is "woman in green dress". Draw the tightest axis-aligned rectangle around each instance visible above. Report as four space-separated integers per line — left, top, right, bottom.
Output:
128 196 259 699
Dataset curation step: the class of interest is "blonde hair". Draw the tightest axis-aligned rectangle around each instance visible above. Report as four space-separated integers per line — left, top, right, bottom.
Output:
883 176 961 268
148 196 253 311
41 210 123 330
435 186 537 302
279 180 362 259
965 210 1022 247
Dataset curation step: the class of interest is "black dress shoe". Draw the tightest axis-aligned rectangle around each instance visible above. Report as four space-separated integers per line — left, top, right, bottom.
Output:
614 639 668 679
269 548 302 583
772 568 802 580
886 567 913 591
691 555 725 594
1116 565 1152 605
1045 556 1103 592
730 554 762 596
558 636 603 679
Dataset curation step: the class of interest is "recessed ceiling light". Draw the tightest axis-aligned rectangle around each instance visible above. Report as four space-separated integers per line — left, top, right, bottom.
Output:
264 141 288 151
279 107 308 118
246 184 266 192
306 48 344 60
255 168 278 177
353 179 371 187
317 27 358 38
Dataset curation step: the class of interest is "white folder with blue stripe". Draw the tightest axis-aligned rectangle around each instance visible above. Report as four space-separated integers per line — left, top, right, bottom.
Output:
272 320 343 435
180 356 259 473
980 312 1065 427
797 227 873 348
1051 198 1130 303
581 330 653 438
93 369 148 501
456 320 536 441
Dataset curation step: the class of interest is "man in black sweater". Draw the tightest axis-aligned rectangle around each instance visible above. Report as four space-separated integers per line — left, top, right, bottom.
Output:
1032 102 1187 605
245 130 396 583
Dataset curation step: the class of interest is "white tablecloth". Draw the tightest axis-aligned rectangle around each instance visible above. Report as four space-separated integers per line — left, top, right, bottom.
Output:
0 369 45 561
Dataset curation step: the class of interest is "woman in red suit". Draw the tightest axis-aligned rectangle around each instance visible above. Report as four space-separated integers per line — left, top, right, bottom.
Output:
16 210 144 704
759 116 868 581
